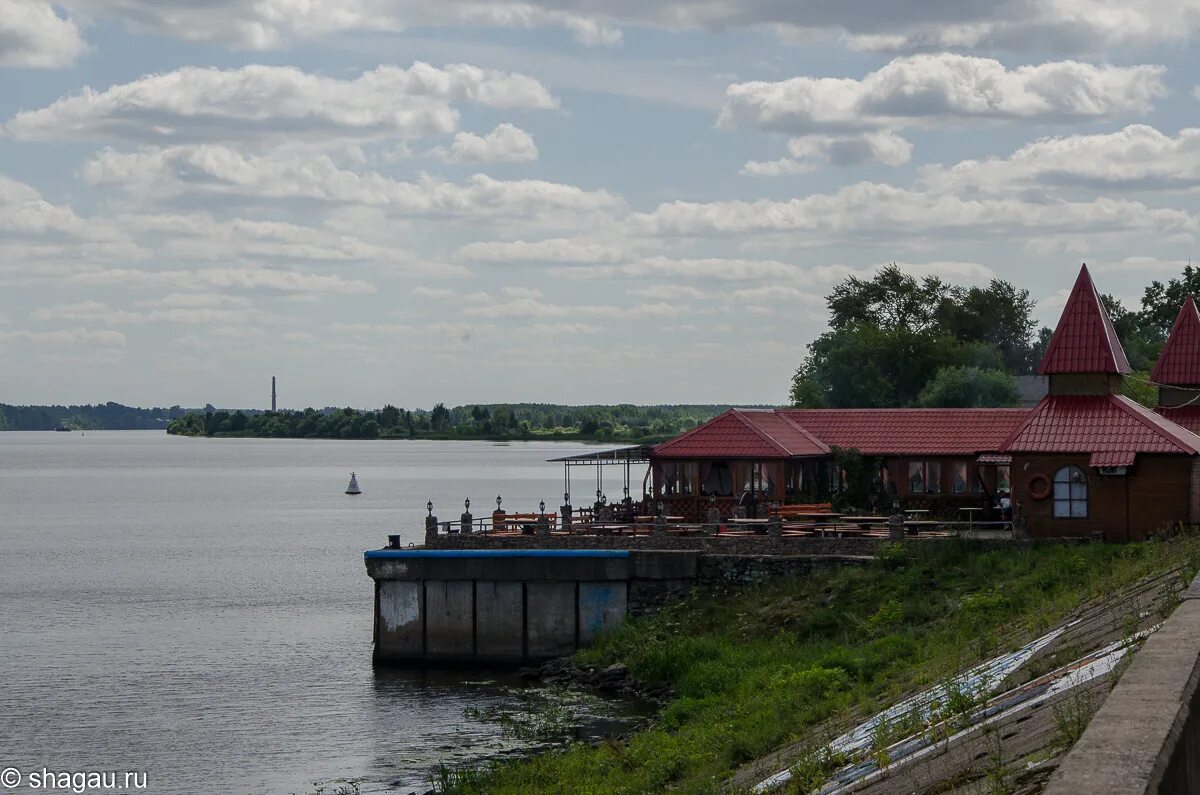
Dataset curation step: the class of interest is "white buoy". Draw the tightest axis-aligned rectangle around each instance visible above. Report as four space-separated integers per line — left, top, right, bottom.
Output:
346 472 361 495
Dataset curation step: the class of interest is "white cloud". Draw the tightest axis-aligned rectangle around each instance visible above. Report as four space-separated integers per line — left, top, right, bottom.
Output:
83 145 620 217
742 131 912 175
719 55 1165 134
6 63 557 143
65 267 376 295
920 125 1200 193
0 0 85 68
0 326 126 347
32 299 263 326
69 0 622 49
434 123 539 163
632 181 1197 241
64 0 1200 55
458 237 630 263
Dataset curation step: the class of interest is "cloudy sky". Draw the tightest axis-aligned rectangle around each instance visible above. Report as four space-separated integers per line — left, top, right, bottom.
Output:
2 1 1199 409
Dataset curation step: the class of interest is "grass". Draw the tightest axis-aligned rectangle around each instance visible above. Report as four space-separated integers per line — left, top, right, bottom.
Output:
435 536 1200 795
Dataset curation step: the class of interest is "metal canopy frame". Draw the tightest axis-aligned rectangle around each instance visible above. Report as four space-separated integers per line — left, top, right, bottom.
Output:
547 445 653 505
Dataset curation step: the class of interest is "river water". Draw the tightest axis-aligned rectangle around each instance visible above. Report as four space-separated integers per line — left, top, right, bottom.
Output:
0 432 636 794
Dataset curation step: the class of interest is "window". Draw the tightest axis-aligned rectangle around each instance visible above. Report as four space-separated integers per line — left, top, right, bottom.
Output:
702 462 734 497
662 462 696 496
997 465 1011 493
952 462 969 494
744 462 777 498
882 464 896 494
907 460 943 494
908 461 925 494
1053 466 1088 518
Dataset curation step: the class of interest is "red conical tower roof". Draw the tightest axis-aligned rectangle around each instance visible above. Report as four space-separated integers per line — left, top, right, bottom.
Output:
1037 264 1131 375
1151 296 1200 386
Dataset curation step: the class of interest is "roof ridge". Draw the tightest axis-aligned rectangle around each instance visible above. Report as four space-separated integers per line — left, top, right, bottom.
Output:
731 410 793 457
653 408 738 453
1109 394 1200 455
771 410 832 454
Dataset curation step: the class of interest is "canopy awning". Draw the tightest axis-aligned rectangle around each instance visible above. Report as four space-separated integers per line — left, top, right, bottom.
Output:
548 445 654 466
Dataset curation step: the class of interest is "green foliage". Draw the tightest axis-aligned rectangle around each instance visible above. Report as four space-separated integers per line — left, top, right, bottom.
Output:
792 326 1005 408
439 536 1200 795
916 366 1019 408
1122 371 1158 408
1138 264 1200 338
166 403 736 442
1 401 188 431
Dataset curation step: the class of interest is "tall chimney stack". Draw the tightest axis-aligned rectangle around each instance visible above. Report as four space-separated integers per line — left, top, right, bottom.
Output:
271 376 277 412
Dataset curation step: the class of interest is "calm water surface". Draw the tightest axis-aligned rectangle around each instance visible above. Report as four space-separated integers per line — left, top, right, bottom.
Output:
0 432 629 794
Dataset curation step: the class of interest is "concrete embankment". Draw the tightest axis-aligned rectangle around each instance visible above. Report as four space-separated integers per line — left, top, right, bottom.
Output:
1046 573 1200 794
365 548 868 665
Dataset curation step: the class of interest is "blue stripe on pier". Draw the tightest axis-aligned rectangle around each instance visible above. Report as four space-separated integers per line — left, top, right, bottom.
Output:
364 548 630 559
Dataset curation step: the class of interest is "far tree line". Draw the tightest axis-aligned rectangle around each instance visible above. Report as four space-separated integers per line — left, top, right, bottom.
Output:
790 263 1200 409
165 403 739 441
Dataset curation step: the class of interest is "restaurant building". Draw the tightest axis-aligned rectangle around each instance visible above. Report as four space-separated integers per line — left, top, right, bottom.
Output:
647 264 1200 539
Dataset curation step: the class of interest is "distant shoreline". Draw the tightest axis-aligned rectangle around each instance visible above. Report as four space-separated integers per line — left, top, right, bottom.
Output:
167 429 671 444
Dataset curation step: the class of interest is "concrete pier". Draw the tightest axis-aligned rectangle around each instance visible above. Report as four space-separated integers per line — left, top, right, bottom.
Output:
364 548 696 665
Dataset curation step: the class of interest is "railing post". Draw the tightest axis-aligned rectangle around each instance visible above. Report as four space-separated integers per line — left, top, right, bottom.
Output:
888 500 904 541
769 516 783 540
425 513 439 545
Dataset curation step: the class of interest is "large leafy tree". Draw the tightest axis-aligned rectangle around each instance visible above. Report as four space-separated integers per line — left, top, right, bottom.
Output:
1139 264 1200 337
916 366 1020 408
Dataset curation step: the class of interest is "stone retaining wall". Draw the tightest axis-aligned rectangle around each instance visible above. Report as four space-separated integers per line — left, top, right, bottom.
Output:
1045 573 1200 794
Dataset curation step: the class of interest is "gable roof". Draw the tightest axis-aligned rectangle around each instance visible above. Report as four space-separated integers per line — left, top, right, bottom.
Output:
779 408 1030 456
1002 394 1200 463
654 407 1030 459
653 409 828 459
1151 296 1200 386
1037 264 1131 376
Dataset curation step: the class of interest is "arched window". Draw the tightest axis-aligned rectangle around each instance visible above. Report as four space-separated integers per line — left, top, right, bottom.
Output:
1053 466 1088 518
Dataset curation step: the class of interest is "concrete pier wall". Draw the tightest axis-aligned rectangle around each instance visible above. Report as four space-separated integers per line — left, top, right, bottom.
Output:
365 548 867 665
365 549 696 664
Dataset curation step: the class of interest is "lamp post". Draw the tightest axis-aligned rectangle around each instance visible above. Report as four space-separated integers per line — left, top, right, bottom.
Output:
426 500 433 516
496 494 502 511
539 499 546 515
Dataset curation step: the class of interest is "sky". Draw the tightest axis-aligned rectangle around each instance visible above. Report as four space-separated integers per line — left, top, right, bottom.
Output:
1 1 1199 410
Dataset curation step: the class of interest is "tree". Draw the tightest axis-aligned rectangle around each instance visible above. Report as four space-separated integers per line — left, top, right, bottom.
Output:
380 404 401 430
937 281 1038 373
1139 264 1200 337
430 402 451 432
915 366 1020 407
1102 294 1160 372
826 264 954 333
792 326 1005 408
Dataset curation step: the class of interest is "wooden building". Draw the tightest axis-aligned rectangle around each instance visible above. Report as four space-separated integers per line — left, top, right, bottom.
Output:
648 264 1200 539
1004 265 1200 540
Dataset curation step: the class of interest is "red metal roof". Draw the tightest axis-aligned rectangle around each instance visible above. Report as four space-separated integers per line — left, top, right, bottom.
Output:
653 409 827 459
1002 394 1200 458
782 408 1030 455
1089 451 1137 467
1037 264 1131 375
654 408 1029 459
1155 405 1200 436
1150 296 1200 385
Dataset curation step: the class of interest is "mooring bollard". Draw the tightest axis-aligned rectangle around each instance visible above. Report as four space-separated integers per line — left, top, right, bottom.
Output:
387 534 401 549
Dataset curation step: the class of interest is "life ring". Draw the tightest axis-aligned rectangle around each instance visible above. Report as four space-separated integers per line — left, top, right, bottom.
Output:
1027 473 1051 500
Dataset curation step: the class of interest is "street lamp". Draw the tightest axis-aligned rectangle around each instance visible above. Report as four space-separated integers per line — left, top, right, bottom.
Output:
539 499 546 515
426 500 433 516
464 497 470 511
496 494 503 510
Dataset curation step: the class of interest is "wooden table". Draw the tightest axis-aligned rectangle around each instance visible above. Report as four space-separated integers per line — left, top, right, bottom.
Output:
842 515 888 528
